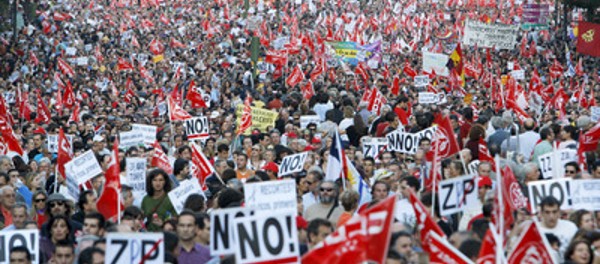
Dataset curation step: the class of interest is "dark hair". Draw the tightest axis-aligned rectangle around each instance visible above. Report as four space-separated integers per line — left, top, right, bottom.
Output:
183 194 205 212
217 188 244 208
78 247 105 264
540 127 553 140
0 172 9 184
570 209 592 229
146 168 172 196
84 212 106 230
163 231 179 254
196 212 210 229
471 219 489 241
10 246 31 261
177 145 192 156
222 169 237 182
173 158 189 176
564 239 592 264
46 215 73 242
307 218 332 243
545 233 561 247
78 190 95 211
54 239 74 253
122 206 144 220
391 231 412 248
400 176 420 191
458 239 482 260
386 249 407 262
562 125 578 140
217 144 230 153
540 196 561 211
371 181 390 195
178 210 197 225
363 157 375 165
564 161 579 172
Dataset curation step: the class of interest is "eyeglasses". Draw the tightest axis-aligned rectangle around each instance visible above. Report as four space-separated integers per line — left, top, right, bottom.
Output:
49 202 65 208
320 188 334 192
35 199 46 203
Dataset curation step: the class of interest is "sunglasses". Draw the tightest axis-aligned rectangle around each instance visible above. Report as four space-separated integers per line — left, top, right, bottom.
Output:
49 202 65 208
320 188 334 192
35 199 46 203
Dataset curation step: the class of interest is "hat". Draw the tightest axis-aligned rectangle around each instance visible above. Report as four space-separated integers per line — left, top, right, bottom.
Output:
287 132 298 139
373 169 394 181
304 145 316 151
47 193 68 203
577 115 591 129
262 162 279 174
210 111 220 119
311 137 322 144
477 177 493 188
93 135 104 142
33 127 46 135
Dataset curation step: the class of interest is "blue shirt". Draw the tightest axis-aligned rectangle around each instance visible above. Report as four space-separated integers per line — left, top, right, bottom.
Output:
177 243 211 264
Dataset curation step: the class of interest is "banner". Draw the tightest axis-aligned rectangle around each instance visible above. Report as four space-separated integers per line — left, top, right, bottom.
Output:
105 233 164 264
125 157 147 200
211 207 256 255
591 106 600 122
576 22 600 57
418 92 447 105
571 179 600 210
361 137 388 159
119 131 145 149
537 149 577 179
235 105 278 134
462 20 519 49
527 178 572 213
64 150 103 185
300 115 321 128
422 51 449 77
522 4 550 29
0 229 40 264
438 175 479 216
232 212 299 264
46 134 73 153
327 41 359 65
167 179 205 214
387 127 436 154
131 124 157 145
414 75 430 87
278 152 308 176
183 116 209 140
244 179 297 214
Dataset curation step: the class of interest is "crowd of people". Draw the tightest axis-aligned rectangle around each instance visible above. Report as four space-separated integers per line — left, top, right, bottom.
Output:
1 0 600 262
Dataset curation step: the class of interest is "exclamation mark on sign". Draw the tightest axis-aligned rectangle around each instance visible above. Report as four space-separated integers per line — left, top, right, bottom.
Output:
30 232 37 262
286 216 294 253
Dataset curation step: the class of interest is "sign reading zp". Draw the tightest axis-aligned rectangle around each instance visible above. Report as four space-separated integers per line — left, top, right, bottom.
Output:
105 233 164 264
278 152 308 176
184 116 209 140
438 175 478 216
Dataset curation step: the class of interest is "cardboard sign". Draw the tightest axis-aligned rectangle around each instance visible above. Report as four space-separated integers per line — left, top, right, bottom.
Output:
131 124 157 145
66 172 79 202
422 51 449 77
64 150 103 185
510 70 525 80
387 127 436 154
468 160 480 176
0 229 40 264
278 152 308 176
167 179 205 214
462 19 519 49
414 75 430 87
232 212 299 264
300 115 321 128
571 179 600 210
235 105 278 134
527 178 572 214
119 131 145 149
211 207 256 255
183 116 209 140
361 137 389 158
591 106 600 122
47 134 74 153
538 149 577 179
125 158 147 200
438 175 479 216
244 179 297 214
105 233 164 264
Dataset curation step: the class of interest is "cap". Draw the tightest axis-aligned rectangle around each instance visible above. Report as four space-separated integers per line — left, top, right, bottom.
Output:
47 193 68 203
477 176 493 188
296 216 308 230
304 145 316 151
262 162 279 174
93 135 104 142
210 111 220 119
311 136 322 144
374 169 394 181
33 127 46 135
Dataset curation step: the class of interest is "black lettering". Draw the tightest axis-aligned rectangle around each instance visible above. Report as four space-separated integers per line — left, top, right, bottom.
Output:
238 221 260 259
289 156 301 170
549 182 564 205
213 214 229 250
185 119 195 135
531 185 547 208
463 179 475 196
404 135 413 153
111 239 128 264
280 158 293 173
263 218 284 254
141 240 160 260
442 184 455 210
0 236 4 262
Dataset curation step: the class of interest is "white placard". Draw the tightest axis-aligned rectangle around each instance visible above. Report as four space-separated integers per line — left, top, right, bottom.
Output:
76 57 89 66
120 131 145 149
418 92 437 104
591 106 600 122
126 157 147 200
300 115 321 129
422 51 449 77
278 152 308 176
183 116 209 140
47 134 74 153
65 150 103 185
0 229 40 264
105 233 164 264
167 179 205 214
273 37 290 50
438 175 479 216
538 149 577 179
65 47 77 55
361 137 389 158
571 179 600 210
414 75 430 87
232 212 299 264
527 178 572 214
244 179 297 214
211 207 256 256
131 124 157 145
510 70 525 80
387 127 437 154
462 19 519 49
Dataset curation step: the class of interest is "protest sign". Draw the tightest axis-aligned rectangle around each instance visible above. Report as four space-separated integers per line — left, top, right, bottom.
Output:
64 150 103 185
47 134 73 153
422 51 449 77
327 41 359 65
119 131 145 149
527 178 572 213
538 149 577 179
468 160 480 176
387 127 436 154
183 116 209 140
168 179 205 214
278 152 308 176
591 106 600 122
300 115 321 128
414 75 430 87
211 207 256 255
418 92 447 105
235 105 278 134
66 172 79 201
571 179 600 210
131 124 157 145
510 70 525 80
522 4 550 29
438 175 479 216
232 212 299 264
0 229 39 264
361 137 389 158
125 158 147 200
244 179 297 214
105 233 164 264
462 20 519 49
273 36 290 50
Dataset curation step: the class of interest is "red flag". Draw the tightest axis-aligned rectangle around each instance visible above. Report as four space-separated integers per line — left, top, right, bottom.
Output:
35 94 51 124
577 21 600 57
394 107 409 126
505 99 530 123
302 196 395 264
63 81 76 109
237 96 253 135
493 166 528 237
152 141 173 174
190 143 214 191
478 138 495 171
117 57 134 71
286 65 305 87
57 128 73 180
57 58 75 77
169 38 187 49
168 96 192 121
170 83 183 106
403 61 417 78
301 80 315 100
355 63 370 83
265 50 288 66
580 123 600 152
97 140 124 222
433 113 460 158
68 102 80 123
477 229 497 264
123 83 136 104
149 38 165 55
0 116 23 156
427 231 473 263
309 57 325 81
507 221 554 263
186 81 208 109
367 87 387 116
391 75 401 96
138 65 154 83
408 189 446 252
0 96 13 126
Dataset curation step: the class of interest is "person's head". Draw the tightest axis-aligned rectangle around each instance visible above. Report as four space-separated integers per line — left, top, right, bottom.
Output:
9 246 31 264
121 206 144 232
570 209 594 231
33 190 48 210
83 212 106 237
46 193 70 217
522 162 541 182
540 196 562 228
236 153 249 168
458 239 482 262
449 160 465 177
47 215 72 243
306 170 323 193
77 247 105 264
449 231 476 249
363 157 375 176
560 125 577 141
477 177 493 201
372 181 390 201
178 145 192 160
184 194 206 213
318 181 338 204
564 161 579 178
173 158 190 178
340 190 360 212
214 159 229 176
564 239 592 264
217 144 229 159
146 168 172 195
0 186 16 209
195 213 211 245
78 190 97 213
11 203 28 229
399 176 419 198
540 126 554 142
391 231 413 257
307 218 333 247
477 162 492 177
54 240 76 264
177 210 198 242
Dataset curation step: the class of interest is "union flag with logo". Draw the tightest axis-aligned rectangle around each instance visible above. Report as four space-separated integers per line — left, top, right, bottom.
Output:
577 22 600 57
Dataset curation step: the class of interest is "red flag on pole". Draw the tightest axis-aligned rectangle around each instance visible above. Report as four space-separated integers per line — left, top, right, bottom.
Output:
408 189 446 252
477 228 497 264
117 57 134 71
57 58 75 77
63 81 76 109
68 102 80 123
427 231 474 263
97 139 124 222
152 141 173 175
186 81 208 109
507 221 554 263
57 128 73 181
286 65 305 87
301 80 315 100
433 113 460 158
190 143 215 191
35 93 52 124
237 96 253 135
168 96 192 121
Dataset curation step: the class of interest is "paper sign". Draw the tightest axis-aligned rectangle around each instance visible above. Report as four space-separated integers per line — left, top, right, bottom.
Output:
462 19 519 49
538 149 577 179
510 70 525 80
387 127 437 154
278 152 308 176
244 179 297 214
0 229 40 264
361 137 389 158
211 207 256 255
126 158 147 200
65 150 103 185
300 115 321 128
47 134 74 153
120 131 145 149
422 51 449 77
527 178 572 214
168 179 205 214
65 47 77 55
131 124 157 145
571 179 600 210
105 233 164 264
591 107 600 122
438 175 479 216
235 105 278 134
414 75 430 87
183 116 209 140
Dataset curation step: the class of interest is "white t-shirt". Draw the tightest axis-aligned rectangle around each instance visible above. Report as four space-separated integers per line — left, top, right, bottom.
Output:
538 219 578 257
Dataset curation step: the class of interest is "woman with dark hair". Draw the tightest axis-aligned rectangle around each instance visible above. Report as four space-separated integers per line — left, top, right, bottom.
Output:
45 215 73 244
570 209 595 231
559 125 578 150
564 239 592 264
465 124 486 161
141 168 177 231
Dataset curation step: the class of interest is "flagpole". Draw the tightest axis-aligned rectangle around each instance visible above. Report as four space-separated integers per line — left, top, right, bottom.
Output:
495 155 503 264
117 187 121 224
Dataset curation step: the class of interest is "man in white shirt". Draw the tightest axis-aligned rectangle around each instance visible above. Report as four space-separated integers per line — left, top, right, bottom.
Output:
537 196 578 258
